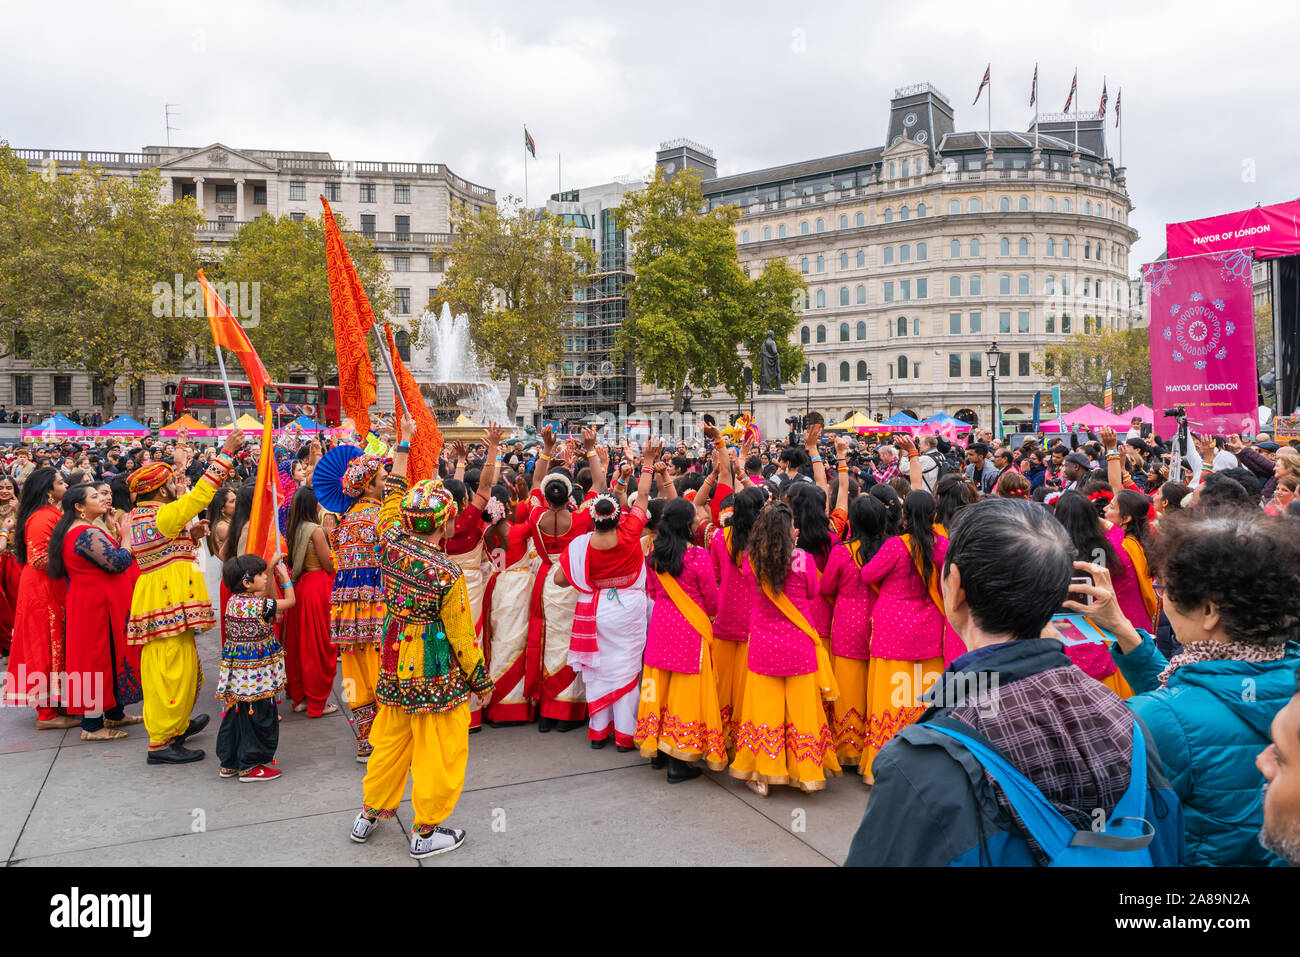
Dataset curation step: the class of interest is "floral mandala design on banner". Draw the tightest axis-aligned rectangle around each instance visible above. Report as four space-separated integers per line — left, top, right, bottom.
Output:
1217 249 1254 287
1143 260 1178 297
1164 291 1230 371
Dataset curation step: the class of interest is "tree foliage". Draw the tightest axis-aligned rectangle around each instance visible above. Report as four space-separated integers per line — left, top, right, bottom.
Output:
614 168 804 411
215 212 391 388
1039 324 1152 409
438 198 594 421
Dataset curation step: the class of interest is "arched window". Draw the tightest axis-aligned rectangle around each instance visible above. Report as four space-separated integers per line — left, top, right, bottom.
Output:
839 321 850 340
883 207 894 223
1000 237 1010 256
838 214 848 230
917 202 927 217
1084 243 1091 260
917 241 928 261
970 237 981 256
801 257 809 274
395 330 411 362
998 274 1011 295
839 251 848 270
1095 241 1103 260
1018 196 1029 212
856 320 867 339
949 275 961 296
801 366 810 384
856 249 866 267
815 289 826 308
897 316 908 337
816 324 826 343
815 217 826 233
839 288 850 307
1018 237 1029 256
883 247 895 265
778 224 787 238
855 211 865 227
839 361 850 382
816 363 827 383
857 360 868 380
900 245 911 263
970 274 982 295
816 254 825 272
1046 237 1056 256
1062 238 1071 257
741 229 750 243
948 199 961 214
897 355 910 379
762 226 772 240
888 161 896 179
1045 197 1056 213
950 239 961 258
900 205 910 221
800 326 810 344
913 317 921 337
1085 200 1092 215
856 284 866 305
968 197 982 213
999 197 1011 212
1062 198 1071 213
1045 274 1056 295
1083 277 1092 297
800 221 810 235
1018 274 1030 295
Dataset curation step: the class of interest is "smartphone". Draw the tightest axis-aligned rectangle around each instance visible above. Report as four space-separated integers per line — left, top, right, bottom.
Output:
1060 575 1093 615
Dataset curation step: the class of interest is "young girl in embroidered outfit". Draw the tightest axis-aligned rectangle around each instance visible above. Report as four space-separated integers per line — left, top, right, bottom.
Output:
636 497 725 780
730 503 840 796
215 555 296 783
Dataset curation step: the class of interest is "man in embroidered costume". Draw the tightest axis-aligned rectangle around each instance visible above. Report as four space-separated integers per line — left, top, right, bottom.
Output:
350 424 493 859
127 429 244 764
329 452 388 761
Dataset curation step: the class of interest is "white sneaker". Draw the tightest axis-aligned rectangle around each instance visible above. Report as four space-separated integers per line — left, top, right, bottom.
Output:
409 825 465 859
350 812 380 844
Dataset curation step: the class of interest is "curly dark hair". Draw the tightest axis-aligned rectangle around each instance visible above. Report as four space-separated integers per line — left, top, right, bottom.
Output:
748 502 794 594
1151 512 1300 646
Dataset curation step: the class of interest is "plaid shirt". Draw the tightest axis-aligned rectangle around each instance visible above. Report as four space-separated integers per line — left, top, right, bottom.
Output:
872 461 899 484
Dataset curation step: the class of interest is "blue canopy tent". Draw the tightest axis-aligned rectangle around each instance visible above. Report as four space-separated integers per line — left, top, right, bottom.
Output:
97 414 150 438
21 414 96 439
285 414 326 432
879 412 924 432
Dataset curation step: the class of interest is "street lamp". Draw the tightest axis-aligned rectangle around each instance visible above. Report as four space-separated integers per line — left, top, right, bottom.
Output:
680 384 693 441
1116 374 1128 411
885 386 894 420
986 341 1001 439
866 369 873 422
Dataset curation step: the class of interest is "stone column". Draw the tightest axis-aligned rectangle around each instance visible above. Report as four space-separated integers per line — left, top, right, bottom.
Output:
235 177 246 221
194 176 204 212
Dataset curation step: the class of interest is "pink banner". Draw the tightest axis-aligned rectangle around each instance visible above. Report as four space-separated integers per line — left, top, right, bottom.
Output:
1143 250 1259 437
1166 198 1300 260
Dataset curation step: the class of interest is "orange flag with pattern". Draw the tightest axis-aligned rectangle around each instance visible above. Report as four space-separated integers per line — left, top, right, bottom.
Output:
321 196 377 438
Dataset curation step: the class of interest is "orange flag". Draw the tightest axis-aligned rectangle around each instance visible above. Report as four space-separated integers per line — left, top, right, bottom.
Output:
246 412 281 563
321 196 377 438
383 322 442 481
198 269 273 417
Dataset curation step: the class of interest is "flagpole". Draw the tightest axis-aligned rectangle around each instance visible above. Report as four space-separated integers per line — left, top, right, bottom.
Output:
1118 90 1124 167
987 67 992 150
369 324 414 422
558 153 562 195
1034 64 1039 151
213 345 239 425
523 125 529 209
1074 68 1079 151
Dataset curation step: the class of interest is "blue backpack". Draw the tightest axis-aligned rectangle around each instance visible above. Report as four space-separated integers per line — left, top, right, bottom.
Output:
929 719 1176 866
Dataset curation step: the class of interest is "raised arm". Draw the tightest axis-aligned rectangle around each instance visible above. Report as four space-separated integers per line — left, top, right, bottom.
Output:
581 428 607 495
834 434 853 516
377 416 413 537
1099 426 1123 491
156 430 242 539
531 425 556 493
473 425 505 509
636 439 663 508
805 423 828 494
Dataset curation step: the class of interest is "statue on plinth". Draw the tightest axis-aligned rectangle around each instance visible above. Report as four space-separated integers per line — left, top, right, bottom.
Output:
758 330 783 394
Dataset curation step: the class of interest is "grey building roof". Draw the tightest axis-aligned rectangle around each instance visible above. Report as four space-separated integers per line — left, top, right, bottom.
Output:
703 148 883 194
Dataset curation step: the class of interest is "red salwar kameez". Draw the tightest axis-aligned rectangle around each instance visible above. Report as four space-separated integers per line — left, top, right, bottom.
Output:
3 506 67 721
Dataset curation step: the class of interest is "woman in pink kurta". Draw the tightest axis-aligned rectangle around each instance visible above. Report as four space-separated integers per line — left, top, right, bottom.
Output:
636 498 726 777
708 486 765 749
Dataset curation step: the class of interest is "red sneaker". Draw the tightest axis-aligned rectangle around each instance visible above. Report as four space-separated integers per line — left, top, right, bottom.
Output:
238 764 282 783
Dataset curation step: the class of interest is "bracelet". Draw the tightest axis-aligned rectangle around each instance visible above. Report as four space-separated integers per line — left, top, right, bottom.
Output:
1105 450 1121 460
396 442 410 452
538 454 551 462
810 456 823 463
713 438 726 449
586 450 598 458
836 465 848 473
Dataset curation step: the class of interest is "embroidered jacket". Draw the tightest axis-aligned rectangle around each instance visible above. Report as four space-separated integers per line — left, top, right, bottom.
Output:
328 497 386 647
374 475 492 714
216 593 286 703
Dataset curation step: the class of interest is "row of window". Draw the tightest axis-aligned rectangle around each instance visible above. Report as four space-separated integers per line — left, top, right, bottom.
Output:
798 308 1119 344
390 254 446 273
802 272 1127 308
291 182 412 204
794 350 1034 385
11 374 147 408
793 236 1123 272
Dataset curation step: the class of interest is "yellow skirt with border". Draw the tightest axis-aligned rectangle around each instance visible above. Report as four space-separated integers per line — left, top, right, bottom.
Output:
729 667 841 792
636 645 728 771
829 655 868 766
712 638 748 754
862 655 943 785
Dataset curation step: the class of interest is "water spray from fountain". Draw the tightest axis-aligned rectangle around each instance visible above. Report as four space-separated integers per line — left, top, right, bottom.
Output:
412 302 512 435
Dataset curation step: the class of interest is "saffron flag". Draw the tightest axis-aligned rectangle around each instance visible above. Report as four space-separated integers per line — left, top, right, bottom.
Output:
245 413 281 563
1063 70 1077 112
198 269 273 416
382 321 443 481
321 196 378 439
525 127 536 158
1098 81 1108 119
1029 63 1038 107
973 64 990 105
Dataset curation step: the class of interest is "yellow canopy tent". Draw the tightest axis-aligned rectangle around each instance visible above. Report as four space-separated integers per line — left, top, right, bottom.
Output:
215 412 265 433
825 411 887 431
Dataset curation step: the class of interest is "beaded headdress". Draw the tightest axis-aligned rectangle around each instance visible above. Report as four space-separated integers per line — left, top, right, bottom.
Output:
400 479 457 533
340 454 384 497
128 462 172 496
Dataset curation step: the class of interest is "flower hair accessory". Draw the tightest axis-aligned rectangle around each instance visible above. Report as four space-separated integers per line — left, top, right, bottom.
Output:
542 472 573 497
483 496 506 525
592 491 622 522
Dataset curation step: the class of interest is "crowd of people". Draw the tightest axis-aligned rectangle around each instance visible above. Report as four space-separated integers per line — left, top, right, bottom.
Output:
1 412 1298 866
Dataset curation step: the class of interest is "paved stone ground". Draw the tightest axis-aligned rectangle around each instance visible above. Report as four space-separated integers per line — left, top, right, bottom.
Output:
1 637 868 866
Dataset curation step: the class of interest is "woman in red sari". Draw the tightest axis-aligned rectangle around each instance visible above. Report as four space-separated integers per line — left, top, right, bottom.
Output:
283 486 339 718
3 468 71 727
49 484 142 740
0 475 21 656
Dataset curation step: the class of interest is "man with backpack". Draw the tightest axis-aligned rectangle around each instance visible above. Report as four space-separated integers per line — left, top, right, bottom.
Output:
845 498 1182 866
898 434 957 492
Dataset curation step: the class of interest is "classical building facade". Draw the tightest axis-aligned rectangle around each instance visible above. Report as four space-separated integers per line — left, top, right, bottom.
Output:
638 83 1141 431
9 143 537 427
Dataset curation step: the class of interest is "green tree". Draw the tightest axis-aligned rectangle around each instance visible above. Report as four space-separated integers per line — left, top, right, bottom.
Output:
1039 324 1152 410
439 198 595 422
614 168 804 412
215 212 391 388
1255 300 1274 376
0 150 205 418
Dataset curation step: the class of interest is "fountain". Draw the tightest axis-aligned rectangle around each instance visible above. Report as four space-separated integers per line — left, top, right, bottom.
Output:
409 302 513 444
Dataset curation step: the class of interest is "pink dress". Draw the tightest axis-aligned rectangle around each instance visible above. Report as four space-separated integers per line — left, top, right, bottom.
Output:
805 548 834 641
747 550 819 677
819 542 876 661
709 527 756 643
1105 524 1155 633
859 536 950 661
644 547 719 675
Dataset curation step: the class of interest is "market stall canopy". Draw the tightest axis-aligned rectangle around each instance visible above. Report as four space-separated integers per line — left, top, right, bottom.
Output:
1121 404 1155 424
159 413 219 437
21 414 96 440
825 412 887 431
1062 404 1132 429
877 412 924 433
919 413 973 431
96 414 150 438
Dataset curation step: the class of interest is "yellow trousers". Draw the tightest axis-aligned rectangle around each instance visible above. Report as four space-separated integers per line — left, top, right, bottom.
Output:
637 652 729 771
863 656 943 784
362 703 471 829
830 656 869 766
711 639 748 752
141 630 201 747
729 671 841 791
339 644 380 708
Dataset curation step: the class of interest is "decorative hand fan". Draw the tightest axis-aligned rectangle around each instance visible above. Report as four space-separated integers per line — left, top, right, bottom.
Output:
314 443 365 514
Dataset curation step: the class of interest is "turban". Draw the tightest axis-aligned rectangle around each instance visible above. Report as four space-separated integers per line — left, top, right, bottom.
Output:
400 479 456 534
340 454 384 498
128 463 172 497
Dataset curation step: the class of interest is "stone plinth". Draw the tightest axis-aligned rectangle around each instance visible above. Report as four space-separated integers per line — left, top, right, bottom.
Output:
752 392 790 446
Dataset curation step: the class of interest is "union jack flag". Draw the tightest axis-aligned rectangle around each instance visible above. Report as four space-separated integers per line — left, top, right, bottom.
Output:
973 63 990 105
1115 88 1122 126
1029 63 1038 107
1063 70 1077 112
1098 81 1108 119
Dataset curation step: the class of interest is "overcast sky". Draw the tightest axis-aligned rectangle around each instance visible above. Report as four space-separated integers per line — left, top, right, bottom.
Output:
4 0 1299 267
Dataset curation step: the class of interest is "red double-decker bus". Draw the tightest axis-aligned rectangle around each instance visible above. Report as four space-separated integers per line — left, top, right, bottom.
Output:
172 378 342 427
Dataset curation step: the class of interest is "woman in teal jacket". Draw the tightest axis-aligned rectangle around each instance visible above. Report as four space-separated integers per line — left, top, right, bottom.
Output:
1067 512 1300 866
